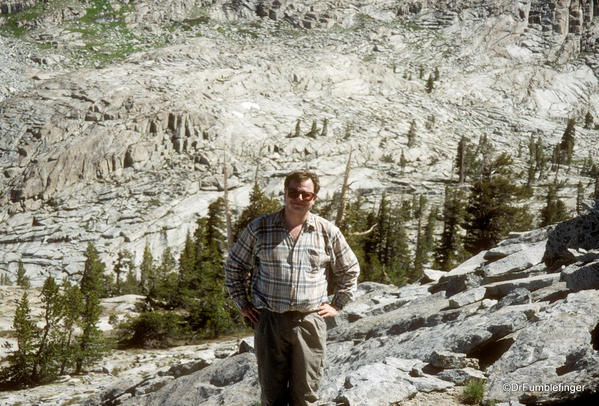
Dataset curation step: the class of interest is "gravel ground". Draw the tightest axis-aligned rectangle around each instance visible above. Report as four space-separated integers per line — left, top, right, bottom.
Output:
0 34 37 102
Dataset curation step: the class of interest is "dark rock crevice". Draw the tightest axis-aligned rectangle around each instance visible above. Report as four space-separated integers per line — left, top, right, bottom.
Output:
467 337 515 370
592 322 599 351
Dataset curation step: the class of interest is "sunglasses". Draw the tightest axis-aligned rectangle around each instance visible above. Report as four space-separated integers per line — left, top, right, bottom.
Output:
287 187 317 201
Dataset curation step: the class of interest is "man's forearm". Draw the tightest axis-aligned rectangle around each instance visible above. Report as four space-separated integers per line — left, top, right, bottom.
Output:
331 261 360 309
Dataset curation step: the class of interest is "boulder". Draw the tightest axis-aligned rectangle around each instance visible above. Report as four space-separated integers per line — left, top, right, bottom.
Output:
427 351 480 369
491 288 531 311
561 260 599 292
544 210 599 268
121 353 259 406
485 290 599 404
334 362 417 406
483 273 561 298
436 367 486 385
430 250 487 296
237 336 255 354
484 227 550 261
163 359 210 378
421 268 445 283
448 287 487 308
482 241 546 282
133 376 174 396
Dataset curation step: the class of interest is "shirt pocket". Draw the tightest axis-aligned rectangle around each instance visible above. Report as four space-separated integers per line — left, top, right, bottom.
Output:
306 247 330 271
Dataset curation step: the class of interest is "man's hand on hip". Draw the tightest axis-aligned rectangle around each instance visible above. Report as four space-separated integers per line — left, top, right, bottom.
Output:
317 303 339 318
241 304 261 324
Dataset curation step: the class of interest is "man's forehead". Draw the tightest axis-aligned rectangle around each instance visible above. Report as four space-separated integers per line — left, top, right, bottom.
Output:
288 178 314 191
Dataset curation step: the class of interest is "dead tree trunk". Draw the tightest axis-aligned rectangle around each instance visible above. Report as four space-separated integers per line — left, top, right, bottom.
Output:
223 147 233 251
335 146 353 227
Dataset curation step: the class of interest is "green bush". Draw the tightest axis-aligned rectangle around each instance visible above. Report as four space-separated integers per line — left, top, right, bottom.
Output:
462 379 485 405
116 311 186 348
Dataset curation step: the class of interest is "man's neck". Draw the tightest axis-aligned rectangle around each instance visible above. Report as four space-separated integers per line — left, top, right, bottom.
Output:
284 208 309 231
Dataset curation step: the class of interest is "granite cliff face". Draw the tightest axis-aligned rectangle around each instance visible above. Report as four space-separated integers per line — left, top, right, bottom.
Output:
1 0 599 285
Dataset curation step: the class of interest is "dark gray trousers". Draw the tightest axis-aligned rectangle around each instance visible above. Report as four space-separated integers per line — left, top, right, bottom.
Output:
254 309 327 406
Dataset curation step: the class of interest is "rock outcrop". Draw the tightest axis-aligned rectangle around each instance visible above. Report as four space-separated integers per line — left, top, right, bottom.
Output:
0 0 38 15
79 206 599 406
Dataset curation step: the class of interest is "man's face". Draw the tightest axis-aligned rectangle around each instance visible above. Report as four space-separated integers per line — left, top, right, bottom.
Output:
284 178 317 216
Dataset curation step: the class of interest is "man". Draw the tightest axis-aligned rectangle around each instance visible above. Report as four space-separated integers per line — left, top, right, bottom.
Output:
225 170 360 406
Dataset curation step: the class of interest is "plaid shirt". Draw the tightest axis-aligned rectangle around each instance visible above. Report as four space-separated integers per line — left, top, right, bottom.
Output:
225 210 359 313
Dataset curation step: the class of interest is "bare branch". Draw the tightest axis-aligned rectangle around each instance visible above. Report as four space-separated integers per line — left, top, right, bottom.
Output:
349 223 377 236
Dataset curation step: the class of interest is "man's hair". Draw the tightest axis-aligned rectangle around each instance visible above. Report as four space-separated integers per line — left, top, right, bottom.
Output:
284 170 320 195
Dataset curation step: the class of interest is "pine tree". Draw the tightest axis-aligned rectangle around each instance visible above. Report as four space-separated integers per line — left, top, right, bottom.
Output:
174 230 196 307
434 187 467 271
407 120 417 148
558 118 576 167
425 114 435 130
75 242 106 374
423 206 438 257
576 181 585 215
0 291 38 388
526 161 536 187
139 241 155 296
233 182 281 242
121 268 140 295
16 261 30 288
31 276 63 383
464 153 533 255
584 111 594 129
306 120 318 138
400 149 407 174
320 118 328 137
188 199 242 337
540 184 568 226
412 195 427 279
581 152 595 177
206 198 227 258
456 136 467 185
114 249 134 295
294 119 301 137
433 66 440 81
425 74 434 93
534 136 546 178
527 134 536 160
152 247 177 302
57 280 82 375
365 194 410 285
1 273 12 286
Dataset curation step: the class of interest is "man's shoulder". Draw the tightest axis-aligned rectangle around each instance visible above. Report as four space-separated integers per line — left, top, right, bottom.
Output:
248 210 283 230
309 213 341 236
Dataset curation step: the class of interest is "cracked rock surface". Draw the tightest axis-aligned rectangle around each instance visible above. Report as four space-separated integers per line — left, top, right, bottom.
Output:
2 0 599 283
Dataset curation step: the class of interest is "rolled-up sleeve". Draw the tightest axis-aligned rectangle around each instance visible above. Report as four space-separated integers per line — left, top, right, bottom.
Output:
329 229 360 309
224 225 256 310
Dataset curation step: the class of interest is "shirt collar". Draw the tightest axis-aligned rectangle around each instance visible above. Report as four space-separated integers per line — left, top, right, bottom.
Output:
277 208 316 231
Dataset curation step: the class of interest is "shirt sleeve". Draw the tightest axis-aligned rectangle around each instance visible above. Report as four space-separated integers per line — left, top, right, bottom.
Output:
329 229 360 310
224 224 257 310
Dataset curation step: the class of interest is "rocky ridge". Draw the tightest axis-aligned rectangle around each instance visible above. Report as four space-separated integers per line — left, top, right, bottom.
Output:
2 0 599 285
57 201 597 406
